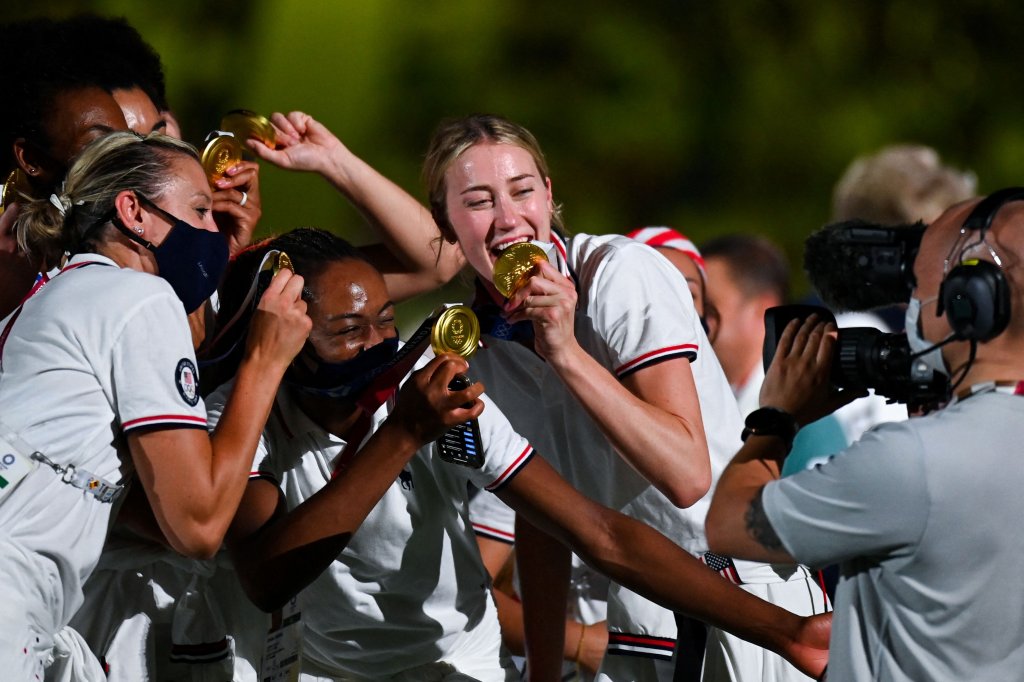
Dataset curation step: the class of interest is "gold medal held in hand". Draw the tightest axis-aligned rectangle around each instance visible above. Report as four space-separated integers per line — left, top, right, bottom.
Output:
260 250 293 277
431 305 481 359
220 109 277 149
0 169 29 214
201 133 244 185
492 242 550 298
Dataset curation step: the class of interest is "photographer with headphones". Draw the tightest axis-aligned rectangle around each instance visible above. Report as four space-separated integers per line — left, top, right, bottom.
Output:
705 188 1024 681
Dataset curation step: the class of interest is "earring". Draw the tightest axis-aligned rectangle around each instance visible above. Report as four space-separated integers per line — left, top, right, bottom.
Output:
133 225 144 235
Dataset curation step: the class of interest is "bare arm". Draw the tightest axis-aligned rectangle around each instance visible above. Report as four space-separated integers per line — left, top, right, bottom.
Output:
476 532 608 676
506 261 711 507
128 271 310 559
226 355 484 611
706 316 862 563
248 111 465 302
516 516 573 681
497 456 831 679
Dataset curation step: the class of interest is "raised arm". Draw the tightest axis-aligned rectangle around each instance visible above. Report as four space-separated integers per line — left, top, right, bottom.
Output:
129 270 310 559
248 111 465 301
226 355 483 612
506 260 711 507
706 316 861 562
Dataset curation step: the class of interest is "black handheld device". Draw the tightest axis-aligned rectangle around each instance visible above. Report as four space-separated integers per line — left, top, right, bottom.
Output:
436 374 484 468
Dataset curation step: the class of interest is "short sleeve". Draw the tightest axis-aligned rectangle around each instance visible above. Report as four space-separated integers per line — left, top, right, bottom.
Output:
469 490 517 544
112 291 207 432
762 421 930 568
205 380 276 482
464 391 534 493
582 240 703 378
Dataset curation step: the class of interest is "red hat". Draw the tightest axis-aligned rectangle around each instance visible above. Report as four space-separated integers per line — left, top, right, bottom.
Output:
626 226 706 281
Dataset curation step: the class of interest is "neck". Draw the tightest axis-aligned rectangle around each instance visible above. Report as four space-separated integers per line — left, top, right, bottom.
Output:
95 235 155 273
292 388 363 439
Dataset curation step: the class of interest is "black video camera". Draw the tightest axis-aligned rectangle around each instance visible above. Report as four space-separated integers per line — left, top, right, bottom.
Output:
763 305 950 412
803 220 925 312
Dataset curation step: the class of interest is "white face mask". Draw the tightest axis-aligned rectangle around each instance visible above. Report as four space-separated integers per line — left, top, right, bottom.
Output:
905 295 947 376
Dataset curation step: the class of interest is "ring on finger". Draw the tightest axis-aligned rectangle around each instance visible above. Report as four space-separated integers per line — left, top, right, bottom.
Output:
239 190 249 207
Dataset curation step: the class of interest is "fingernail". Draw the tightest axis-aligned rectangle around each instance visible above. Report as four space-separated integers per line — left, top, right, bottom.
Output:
215 178 230 187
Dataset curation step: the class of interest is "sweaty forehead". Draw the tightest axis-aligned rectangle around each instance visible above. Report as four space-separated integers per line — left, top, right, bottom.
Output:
46 87 129 161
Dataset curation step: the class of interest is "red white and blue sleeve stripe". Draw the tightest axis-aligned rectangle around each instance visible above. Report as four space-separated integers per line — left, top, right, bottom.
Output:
472 522 516 545
248 470 279 485
122 414 208 433
615 343 699 378
484 444 535 493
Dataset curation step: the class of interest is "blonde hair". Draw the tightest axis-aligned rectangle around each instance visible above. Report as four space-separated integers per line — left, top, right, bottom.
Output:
16 131 198 266
832 144 976 224
423 114 565 241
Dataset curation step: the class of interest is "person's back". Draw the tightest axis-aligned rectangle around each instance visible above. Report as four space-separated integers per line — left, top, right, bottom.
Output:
708 192 1024 682
0 257 193 628
785 392 1024 680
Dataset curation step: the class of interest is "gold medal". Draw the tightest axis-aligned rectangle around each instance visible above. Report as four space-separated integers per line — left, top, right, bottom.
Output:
220 110 277 149
492 242 549 298
0 169 29 214
275 251 293 274
431 305 481 358
259 250 294 277
201 134 244 185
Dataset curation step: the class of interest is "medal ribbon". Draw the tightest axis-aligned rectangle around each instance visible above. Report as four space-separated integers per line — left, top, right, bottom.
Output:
0 261 109 369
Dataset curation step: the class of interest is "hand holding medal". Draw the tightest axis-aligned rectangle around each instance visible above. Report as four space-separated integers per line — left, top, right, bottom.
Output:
429 305 485 468
495 240 579 363
201 110 275 255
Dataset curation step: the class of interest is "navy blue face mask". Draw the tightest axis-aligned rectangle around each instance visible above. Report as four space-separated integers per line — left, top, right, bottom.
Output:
285 336 400 401
113 196 229 313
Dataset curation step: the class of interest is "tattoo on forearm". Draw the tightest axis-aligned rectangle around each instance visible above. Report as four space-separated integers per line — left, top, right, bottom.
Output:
745 488 784 552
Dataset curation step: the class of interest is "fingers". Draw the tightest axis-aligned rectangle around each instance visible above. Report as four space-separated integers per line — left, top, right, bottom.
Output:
504 262 576 314
270 111 301 142
212 187 257 210
214 162 259 191
261 268 304 300
246 138 286 166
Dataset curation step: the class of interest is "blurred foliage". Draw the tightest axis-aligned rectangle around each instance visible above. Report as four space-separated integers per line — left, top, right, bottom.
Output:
10 0 1024 309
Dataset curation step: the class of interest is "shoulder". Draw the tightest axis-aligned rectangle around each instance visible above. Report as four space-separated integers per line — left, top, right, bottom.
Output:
48 260 180 318
569 232 663 269
569 232 688 293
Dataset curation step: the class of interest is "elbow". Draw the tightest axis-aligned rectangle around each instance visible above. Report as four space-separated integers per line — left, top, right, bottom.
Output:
168 523 227 561
660 467 712 509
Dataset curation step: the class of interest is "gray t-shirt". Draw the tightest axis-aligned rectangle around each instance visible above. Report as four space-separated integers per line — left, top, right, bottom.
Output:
763 391 1024 681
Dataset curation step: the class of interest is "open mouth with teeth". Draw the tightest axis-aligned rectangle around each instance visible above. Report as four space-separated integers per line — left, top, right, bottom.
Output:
491 236 531 259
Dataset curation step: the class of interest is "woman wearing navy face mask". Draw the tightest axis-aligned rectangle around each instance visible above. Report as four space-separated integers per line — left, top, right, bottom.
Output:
192 228 831 682
0 131 310 679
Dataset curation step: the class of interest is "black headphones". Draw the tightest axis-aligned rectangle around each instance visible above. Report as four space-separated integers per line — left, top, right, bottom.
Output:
935 187 1024 341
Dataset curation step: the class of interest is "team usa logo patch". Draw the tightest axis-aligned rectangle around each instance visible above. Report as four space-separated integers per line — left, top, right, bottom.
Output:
176 359 200 406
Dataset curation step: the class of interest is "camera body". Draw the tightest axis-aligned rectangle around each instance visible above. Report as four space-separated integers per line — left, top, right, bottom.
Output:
763 305 950 412
803 220 926 312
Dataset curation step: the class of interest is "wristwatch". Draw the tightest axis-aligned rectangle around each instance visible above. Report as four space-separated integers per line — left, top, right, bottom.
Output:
741 407 799 451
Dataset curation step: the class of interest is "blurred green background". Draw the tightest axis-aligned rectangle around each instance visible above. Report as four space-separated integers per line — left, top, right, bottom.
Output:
12 1 1024 311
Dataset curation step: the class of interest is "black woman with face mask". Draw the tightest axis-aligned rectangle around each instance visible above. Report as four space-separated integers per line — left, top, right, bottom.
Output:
189 227 832 682
0 131 310 679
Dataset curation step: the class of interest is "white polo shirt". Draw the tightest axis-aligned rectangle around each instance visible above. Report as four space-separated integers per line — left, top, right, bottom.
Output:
470 234 743 557
205 354 534 679
0 253 206 631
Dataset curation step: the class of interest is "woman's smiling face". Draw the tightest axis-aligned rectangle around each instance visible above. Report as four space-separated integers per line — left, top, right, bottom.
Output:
442 142 554 285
